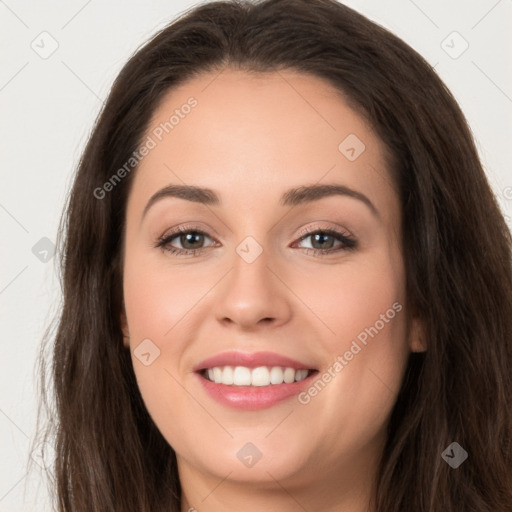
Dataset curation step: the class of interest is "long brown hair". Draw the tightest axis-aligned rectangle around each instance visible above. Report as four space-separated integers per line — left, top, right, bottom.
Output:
38 0 512 510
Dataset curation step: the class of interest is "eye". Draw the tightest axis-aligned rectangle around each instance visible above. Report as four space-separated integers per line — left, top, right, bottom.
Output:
293 227 357 255
155 225 217 256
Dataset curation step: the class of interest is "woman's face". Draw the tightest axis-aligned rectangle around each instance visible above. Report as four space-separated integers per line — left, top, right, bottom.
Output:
121 69 423 497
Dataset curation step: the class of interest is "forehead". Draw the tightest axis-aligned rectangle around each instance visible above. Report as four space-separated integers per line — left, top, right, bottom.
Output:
128 68 397 219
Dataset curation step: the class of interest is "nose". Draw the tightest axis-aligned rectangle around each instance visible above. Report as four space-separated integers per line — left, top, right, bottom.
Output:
213 243 293 331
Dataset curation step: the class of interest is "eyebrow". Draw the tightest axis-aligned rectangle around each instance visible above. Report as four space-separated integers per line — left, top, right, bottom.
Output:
142 183 379 219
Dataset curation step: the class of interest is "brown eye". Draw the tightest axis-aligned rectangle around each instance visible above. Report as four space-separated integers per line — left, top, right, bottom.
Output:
176 231 206 250
307 232 337 250
155 228 216 255
295 229 357 254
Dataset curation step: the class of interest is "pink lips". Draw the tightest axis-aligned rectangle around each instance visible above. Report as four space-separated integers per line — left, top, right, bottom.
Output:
193 350 314 371
193 351 318 411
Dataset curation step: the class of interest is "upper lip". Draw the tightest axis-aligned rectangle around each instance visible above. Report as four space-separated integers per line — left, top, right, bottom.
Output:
193 351 316 371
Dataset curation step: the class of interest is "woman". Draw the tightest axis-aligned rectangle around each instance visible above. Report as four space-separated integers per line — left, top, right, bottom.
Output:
40 0 512 510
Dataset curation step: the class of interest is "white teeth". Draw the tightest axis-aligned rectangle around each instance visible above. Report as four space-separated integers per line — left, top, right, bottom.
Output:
295 369 309 381
233 366 251 385
204 366 311 386
222 365 234 385
269 366 284 384
283 367 295 383
251 366 270 387
213 367 222 383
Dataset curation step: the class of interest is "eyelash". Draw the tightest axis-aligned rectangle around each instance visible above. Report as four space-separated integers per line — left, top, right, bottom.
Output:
155 224 357 257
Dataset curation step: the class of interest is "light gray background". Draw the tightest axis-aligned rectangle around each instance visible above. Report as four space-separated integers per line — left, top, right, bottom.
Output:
1 0 511 510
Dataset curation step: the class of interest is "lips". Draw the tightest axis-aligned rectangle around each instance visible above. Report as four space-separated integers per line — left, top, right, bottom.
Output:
193 350 316 372
193 350 319 410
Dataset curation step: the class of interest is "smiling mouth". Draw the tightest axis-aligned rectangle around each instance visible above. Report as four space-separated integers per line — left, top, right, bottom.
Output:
199 366 318 387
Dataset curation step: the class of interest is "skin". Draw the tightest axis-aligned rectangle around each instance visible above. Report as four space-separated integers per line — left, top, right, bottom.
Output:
120 68 425 512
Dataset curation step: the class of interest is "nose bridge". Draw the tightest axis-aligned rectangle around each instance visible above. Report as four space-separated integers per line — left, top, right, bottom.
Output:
213 234 292 328
233 234 271 288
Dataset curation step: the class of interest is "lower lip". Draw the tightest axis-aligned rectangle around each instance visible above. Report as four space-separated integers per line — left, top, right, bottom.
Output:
195 371 318 410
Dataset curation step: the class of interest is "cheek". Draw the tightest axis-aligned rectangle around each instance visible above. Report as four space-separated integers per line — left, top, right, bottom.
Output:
292 256 409 455
122 258 199 447
291 250 407 352
122 250 202 346
308 311 408 463
122 249 218 437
